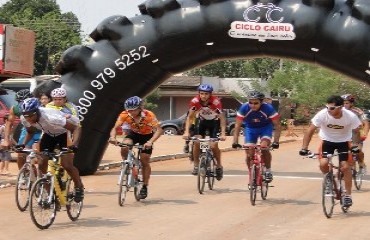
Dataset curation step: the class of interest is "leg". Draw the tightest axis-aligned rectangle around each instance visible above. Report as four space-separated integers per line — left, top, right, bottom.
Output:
340 161 352 195
61 154 83 188
17 153 27 170
211 142 223 180
138 153 151 199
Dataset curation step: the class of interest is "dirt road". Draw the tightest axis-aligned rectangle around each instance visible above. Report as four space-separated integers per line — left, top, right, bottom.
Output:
0 135 369 240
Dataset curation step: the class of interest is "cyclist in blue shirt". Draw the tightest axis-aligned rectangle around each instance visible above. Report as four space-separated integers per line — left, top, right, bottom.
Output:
232 91 281 182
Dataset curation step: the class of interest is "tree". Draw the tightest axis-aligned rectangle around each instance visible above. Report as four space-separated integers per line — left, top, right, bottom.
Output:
0 0 82 75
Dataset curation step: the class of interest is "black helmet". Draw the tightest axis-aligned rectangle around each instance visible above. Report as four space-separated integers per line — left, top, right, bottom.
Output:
248 91 265 100
15 89 33 102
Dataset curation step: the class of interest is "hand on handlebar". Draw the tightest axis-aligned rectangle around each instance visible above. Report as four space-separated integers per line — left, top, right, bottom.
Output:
271 142 279 149
299 149 310 156
232 143 242 149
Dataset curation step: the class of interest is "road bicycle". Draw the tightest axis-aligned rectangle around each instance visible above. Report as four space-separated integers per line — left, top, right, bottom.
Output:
307 151 351 218
14 147 41 212
189 137 219 194
245 145 270 206
29 148 83 229
351 152 364 190
116 143 143 206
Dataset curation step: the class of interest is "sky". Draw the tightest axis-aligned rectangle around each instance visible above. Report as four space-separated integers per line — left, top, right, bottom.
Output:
0 0 145 35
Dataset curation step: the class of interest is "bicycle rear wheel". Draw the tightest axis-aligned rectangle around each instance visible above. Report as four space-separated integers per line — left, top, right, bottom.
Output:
15 163 32 211
353 161 363 190
118 164 130 206
249 164 257 206
207 158 216 190
197 155 207 194
29 178 56 229
322 172 335 218
66 179 83 221
261 168 269 200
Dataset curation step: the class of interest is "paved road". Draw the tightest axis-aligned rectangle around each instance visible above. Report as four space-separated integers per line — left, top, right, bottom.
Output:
1 134 370 239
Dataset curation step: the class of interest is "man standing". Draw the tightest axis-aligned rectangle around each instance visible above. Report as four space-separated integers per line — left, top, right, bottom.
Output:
299 95 362 207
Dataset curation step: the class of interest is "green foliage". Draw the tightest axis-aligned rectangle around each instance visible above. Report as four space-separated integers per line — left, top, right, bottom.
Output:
144 89 161 111
0 0 82 75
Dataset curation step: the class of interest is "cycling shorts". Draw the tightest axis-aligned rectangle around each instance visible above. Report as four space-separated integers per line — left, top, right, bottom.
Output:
125 131 154 155
18 126 42 148
244 125 273 145
194 119 220 138
321 140 350 162
40 132 67 152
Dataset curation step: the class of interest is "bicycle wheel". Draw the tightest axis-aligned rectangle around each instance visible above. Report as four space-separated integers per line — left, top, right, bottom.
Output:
29 178 56 229
134 166 143 201
249 164 257 206
118 164 130 206
353 161 363 190
261 168 269 200
66 179 83 221
207 157 216 190
197 155 207 194
15 163 32 211
322 172 335 218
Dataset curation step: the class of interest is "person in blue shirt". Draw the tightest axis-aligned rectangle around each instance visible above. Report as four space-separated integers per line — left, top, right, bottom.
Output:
232 91 281 182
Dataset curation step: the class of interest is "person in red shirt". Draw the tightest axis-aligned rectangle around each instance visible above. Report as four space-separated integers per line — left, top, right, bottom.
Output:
183 84 226 180
109 96 163 199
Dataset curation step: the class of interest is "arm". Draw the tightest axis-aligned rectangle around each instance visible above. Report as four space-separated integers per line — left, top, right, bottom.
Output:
352 126 361 145
232 118 243 144
109 117 124 143
21 126 36 146
2 108 16 147
271 118 281 143
361 119 369 140
183 109 196 139
218 111 226 140
146 125 163 147
64 121 81 146
301 124 317 150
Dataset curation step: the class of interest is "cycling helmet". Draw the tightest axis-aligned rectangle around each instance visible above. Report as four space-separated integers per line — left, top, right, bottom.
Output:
124 96 142 110
197 84 213 93
341 94 355 102
248 91 265 100
51 88 67 98
15 89 32 102
21 97 41 113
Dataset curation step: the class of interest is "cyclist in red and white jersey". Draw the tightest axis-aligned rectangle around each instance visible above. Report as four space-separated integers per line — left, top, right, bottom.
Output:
342 94 369 174
183 84 226 180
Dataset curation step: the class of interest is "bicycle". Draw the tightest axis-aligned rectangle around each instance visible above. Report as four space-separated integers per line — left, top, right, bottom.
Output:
244 145 270 206
13 146 41 212
116 143 143 206
189 137 219 194
28 148 83 229
307 151 351 218
351 152 364 190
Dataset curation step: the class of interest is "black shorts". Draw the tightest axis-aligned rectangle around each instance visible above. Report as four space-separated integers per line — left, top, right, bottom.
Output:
194 119 220 138
321 140 350 162
40 133 68 152
125 131 154 155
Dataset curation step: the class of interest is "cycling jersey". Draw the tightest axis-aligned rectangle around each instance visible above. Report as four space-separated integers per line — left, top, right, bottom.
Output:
237 102 279 128
189 95 222 120
311 108 362 142
21 108 79 137
117 109 160 135
46 102 79 117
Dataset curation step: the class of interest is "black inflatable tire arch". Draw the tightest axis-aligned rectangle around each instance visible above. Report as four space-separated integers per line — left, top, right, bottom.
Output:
50 0 369 175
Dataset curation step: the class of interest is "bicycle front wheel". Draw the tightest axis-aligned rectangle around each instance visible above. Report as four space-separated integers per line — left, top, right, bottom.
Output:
15 163 32 211
29 178 56 229
353 161 363 190
322 172 335 218
197 155 207 194
118 164 130 206
134 166 143 201
66 180 83 221
207 158 216 190
261 168 269 200
249 164 257 206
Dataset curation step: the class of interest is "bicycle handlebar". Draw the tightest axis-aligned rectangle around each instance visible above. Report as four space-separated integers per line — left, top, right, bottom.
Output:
115 143 144 149
188 137 221 142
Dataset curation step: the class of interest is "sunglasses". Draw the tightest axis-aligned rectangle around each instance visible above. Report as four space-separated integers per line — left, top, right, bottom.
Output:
248 101 260 105
326 105 342 111
23 111 37 118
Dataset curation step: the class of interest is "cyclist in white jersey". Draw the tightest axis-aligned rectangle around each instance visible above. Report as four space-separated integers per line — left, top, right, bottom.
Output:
299 95 362 207
20 98 84 202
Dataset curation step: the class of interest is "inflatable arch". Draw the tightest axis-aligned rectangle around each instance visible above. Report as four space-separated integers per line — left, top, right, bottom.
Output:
45 0 369 175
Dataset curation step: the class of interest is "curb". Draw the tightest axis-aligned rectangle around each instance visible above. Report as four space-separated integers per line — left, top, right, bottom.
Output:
0 139 299 186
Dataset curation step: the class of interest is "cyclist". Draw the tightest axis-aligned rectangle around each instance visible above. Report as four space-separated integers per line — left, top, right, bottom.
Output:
20 97 84 202
109 96 163 199
232 91 281 183
341 94 369 174
1 89 42 169
299 95 362 207
182 84 226 180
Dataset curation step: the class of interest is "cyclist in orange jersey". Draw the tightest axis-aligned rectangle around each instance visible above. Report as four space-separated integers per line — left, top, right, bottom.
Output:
109 96 163 199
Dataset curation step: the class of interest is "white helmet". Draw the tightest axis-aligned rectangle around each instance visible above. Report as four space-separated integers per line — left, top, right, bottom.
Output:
51 88 67 98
